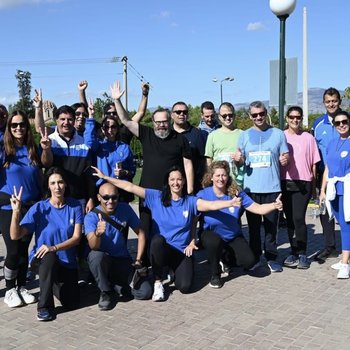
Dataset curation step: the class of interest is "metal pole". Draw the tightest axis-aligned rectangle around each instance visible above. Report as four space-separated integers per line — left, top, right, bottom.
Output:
278 15 288 130
302 7 308 127
122 56 128 112
220 82 223 104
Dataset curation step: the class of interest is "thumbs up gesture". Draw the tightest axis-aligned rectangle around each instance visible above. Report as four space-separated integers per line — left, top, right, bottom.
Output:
95 213 106 237
273 193 283 211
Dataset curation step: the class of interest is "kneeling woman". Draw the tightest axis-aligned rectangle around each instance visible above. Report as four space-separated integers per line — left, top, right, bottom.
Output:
10 167 83 321
198 161 283 288
92 165 241 302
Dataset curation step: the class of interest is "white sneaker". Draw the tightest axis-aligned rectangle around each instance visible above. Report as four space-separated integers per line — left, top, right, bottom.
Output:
4 288 24 308
152 282 165 302
337 263 350 279
331 261 342 270
18 287 36 304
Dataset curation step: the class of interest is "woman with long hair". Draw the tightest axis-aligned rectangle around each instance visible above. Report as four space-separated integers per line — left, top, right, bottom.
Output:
10 167 83 321
198 160 283 288
280 106 320 269
91 164 243 302
0 110 49 308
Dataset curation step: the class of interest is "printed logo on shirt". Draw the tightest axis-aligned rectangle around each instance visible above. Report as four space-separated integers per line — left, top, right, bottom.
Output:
341 151 348 158
229 207 234 213
183 210 189 218
70 218 74 226
119 151 124 158
322 131 327 135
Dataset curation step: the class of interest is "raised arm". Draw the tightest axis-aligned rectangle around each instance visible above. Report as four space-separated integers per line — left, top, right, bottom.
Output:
110 81 139 137
33 88 45 133
131 82 149 123
78 80 88 107
40 127 53 168
91 166 145 198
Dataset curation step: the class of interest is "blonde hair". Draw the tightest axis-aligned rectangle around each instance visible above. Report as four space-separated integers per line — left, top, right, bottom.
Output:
201 160 241 197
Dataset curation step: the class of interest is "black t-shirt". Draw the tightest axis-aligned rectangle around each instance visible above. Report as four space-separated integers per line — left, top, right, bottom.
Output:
138 125 192 190
120 126 134 145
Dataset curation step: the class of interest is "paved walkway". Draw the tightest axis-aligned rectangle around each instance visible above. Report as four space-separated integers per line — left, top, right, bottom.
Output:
0 206 350 349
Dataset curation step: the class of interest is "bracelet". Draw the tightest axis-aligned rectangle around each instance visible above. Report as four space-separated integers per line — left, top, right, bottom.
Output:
53 245 58 252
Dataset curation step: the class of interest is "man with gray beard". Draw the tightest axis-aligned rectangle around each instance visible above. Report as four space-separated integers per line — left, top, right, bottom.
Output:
110 82 194 262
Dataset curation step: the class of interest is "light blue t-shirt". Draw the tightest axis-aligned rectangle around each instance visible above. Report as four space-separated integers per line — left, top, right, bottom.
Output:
20 198 83 269
238 126 288 193
197 187 253 241
84 203 140 258
144 189 198 253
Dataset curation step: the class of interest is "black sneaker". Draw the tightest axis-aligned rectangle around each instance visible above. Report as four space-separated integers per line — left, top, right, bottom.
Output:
315 248 338 262
98 291 116 311
37 308 54 321
209 276 223 289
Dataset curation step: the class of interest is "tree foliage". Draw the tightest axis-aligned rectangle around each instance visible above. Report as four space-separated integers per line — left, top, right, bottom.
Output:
13 70 34 118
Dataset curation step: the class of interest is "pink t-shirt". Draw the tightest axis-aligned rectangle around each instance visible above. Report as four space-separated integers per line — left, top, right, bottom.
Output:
280 130 321 181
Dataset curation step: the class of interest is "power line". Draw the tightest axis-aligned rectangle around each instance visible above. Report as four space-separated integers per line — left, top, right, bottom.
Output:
0 57 123 66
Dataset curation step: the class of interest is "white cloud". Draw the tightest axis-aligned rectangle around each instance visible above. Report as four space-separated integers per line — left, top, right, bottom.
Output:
247 22 265 31
159 10 170 18
0 0 65 9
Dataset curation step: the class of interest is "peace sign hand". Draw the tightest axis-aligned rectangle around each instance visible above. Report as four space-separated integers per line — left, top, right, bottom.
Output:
88 98 95 117
33 88 42 108
10 186 23 212
39 127 51 150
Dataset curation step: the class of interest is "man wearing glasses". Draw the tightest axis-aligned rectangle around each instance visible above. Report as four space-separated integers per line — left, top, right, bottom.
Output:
84 182 151 310
205 102 244 186
238 101 289 273
311 87 342 262
171 101 206 193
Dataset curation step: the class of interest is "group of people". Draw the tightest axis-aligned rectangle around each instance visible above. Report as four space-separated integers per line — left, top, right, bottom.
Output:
0 81 348 322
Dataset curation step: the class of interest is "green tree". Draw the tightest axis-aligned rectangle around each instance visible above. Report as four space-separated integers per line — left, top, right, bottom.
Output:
13 70 34 117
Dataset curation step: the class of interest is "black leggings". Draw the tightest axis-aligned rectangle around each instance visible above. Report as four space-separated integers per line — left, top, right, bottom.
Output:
0 209 31 289
150 235 193 294
282 181 312 255
36 252 80 311
201 230 255 276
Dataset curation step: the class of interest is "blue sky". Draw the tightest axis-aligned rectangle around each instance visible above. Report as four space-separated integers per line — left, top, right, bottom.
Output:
0 0 348 111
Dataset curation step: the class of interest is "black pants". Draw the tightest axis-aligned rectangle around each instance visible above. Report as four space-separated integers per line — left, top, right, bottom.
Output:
87 250 152 300
150 235 193 294
316 171 336 250
282 181 312 255
36 252 80 311
0 209 31 289
245 192 280 262
201 230 255 276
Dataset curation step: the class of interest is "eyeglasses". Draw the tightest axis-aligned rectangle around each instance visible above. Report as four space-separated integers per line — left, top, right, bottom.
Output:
105 111 118 117
10 122 26 129
75 111 88 118
220 113 234 120
103 124 118 130
173 110 188 116
288 115 302 120
153 120 169 126
334 119 349 127
250 112 266 118
99 194 119 201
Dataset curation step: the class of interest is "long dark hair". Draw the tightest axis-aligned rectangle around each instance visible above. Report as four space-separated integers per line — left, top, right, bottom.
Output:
3 110 40 168
43 167 70 198
161 166 187 207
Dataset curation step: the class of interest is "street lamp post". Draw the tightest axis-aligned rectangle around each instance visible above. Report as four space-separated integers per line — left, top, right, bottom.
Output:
269 0 296 129
212 76 234 104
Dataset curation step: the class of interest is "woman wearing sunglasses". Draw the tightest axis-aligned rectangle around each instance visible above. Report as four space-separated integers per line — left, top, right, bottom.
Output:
320 110 350 278
84 101 135 203
281 106 320 269
91 164 243 302
0 110 51 308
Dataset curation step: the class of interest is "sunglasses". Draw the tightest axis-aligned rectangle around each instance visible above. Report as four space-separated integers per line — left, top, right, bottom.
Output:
10 122 26 129
334 119 349 127
103 124 118 130
99 194 119 201
75 111 88 118
288 115 302 120
250 112 266 118
105 111 118 117
173 110 188 116
220 113 234 120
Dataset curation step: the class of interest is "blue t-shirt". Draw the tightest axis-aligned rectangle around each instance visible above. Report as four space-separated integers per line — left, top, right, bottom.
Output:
197 187 253 241
0 146 42 209
20 198 83 269
238 126 288 193
326 137 350 195
84 203 140 258
144 189 198 253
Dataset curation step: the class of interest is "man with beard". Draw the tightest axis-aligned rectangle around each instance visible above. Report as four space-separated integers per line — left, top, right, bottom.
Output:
109 81 194 261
